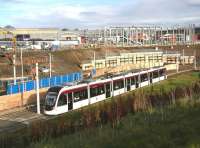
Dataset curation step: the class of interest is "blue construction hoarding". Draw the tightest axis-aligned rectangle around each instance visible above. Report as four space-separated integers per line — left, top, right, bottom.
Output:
6 72 82 95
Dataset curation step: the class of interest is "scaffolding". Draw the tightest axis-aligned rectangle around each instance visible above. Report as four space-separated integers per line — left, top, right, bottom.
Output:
83 24 196 47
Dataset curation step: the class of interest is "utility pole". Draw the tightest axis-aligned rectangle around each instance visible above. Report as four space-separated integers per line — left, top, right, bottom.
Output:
122 28 124 47
176 51 179 73
36 63 40 114
152 53 155 67
49 53 52 78
194 49 197 70
105 49 108 74
92 51 96 78
13 54 16 85
13 37 17 85
93 51 96 69
182 49 185 65
20 47 24 107
21 48 24 82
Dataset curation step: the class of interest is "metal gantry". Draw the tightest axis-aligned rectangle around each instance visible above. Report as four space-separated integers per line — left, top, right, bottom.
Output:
83 24 196 47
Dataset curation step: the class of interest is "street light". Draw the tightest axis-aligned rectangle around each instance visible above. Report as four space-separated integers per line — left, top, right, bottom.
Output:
49 53 52 78
20 47 24 107
21 47 24 83
36 63 40 114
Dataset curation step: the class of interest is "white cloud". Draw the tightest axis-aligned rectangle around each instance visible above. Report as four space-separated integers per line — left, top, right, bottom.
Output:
1 0 200 28
187 0 200 5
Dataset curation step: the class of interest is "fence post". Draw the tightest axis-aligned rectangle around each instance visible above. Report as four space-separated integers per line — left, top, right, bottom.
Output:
49 77 51 87
11 84 12 95
61 76 63 85
24 82 26 92
33 81 35 91
67 75 69 82
39 79 41 89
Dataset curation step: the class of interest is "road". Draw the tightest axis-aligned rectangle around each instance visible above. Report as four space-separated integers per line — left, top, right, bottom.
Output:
0 107 49 133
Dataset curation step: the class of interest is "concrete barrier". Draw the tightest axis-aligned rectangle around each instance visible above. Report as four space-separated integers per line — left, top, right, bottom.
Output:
0 88 48 111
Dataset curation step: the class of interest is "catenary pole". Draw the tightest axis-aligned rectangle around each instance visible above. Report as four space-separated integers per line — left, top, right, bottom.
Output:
36 63 40 114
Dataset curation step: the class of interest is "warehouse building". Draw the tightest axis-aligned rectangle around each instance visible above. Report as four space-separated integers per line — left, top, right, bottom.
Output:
81 49 194 73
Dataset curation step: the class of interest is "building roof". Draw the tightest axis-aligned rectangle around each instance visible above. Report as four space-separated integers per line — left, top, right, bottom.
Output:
8 28 59 35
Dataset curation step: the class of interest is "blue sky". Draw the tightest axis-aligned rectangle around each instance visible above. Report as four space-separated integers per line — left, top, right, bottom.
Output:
0 0 200 28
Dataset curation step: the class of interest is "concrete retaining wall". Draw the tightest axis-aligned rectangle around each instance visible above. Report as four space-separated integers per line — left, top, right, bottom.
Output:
93 62 163 78
0 88 48 111
165 64 178 71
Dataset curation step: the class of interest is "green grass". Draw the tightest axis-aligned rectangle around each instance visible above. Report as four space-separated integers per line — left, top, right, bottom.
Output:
2 71 200 148
30 102 200 148
143 72 200 95
29 72 200 148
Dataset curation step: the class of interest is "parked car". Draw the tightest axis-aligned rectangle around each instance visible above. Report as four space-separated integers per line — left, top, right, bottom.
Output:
40 67 50 73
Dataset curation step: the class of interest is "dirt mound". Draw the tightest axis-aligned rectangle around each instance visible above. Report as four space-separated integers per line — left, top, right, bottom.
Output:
0 45 200 78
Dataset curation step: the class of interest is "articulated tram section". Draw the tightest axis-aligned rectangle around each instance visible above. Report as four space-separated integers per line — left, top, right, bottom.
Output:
44 67 166 115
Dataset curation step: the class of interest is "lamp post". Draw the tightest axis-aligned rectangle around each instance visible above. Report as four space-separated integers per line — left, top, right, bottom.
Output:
49 53 52 78
13 54 16 85
182 48 185 65
36 63 40 114
176 51 179 73
194 49 197 70
21 47 24 82
20 47 24 107
12 37 17 85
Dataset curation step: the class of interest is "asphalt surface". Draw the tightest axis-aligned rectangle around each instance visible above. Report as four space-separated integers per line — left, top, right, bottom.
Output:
0 107 48 133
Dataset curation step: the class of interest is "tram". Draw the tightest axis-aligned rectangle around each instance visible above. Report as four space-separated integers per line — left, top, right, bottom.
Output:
44 67 167 115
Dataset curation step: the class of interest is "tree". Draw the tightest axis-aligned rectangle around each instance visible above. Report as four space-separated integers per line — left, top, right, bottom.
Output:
61 28 69 31
74 28 79 31
4 25 15 29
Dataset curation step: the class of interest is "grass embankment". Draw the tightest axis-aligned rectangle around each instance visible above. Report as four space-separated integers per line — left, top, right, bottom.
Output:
30 72 200 148
1 72 200 148
31 103 200 148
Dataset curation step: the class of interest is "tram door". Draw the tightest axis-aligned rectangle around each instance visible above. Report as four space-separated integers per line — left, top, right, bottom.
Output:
106 83 111 98
127 78 131 91
150 72 153 84
136 76 139 88
56 94 68 114
68 93 73 111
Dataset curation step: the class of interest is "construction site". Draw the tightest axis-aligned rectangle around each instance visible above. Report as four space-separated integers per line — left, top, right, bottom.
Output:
0 24 200 145
0 43 199 102
2 0 200 146
0 24 199 79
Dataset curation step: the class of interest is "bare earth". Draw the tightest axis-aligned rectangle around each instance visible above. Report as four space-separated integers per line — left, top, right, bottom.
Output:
0 45 200 78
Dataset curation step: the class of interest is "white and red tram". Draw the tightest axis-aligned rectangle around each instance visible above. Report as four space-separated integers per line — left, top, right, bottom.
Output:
44 67 167 115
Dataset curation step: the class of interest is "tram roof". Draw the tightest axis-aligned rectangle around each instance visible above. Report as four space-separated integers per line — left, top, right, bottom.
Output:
51 66 166 91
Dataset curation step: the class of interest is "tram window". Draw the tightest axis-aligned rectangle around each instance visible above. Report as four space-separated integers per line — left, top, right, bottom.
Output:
90 85 105 97
58 94 67 106
74 89 88 102
68 93 72 101
141 74 148 82
150 72 154 79
131 77 135 85
120 57 129 64
135 75 139 83
159 69 165 76
114 80 124 90
153 71 159 78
